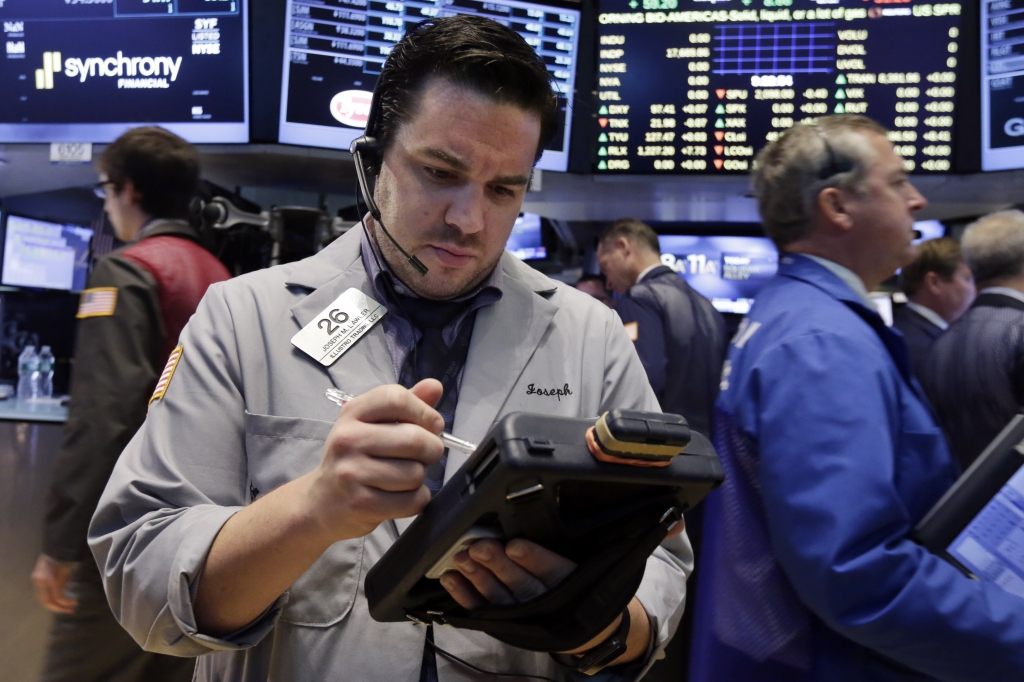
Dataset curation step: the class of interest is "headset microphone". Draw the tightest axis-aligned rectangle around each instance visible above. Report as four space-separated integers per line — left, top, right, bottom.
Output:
349 91 428 276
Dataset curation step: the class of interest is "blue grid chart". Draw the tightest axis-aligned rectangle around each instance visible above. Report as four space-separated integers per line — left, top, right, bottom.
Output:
713 22 835 75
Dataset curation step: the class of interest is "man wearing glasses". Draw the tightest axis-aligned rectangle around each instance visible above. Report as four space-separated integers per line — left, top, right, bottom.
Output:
31 126 228 682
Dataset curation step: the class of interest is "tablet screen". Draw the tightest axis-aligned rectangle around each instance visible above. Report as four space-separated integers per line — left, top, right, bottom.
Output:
947 463 1024 598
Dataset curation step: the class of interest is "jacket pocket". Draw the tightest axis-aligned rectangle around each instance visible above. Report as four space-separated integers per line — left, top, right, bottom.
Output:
243 411 364 627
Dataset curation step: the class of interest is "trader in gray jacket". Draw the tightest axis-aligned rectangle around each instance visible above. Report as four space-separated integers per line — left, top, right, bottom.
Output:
88 17 690 682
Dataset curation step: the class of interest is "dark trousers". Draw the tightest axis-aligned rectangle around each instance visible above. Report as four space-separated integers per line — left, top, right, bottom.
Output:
39 578 194 682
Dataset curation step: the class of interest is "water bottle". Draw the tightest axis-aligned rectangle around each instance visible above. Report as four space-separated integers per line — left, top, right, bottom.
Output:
37 346 54 398
17 345 38 400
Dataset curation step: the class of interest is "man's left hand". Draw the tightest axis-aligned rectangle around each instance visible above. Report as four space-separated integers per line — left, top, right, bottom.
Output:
440 538 573 607
439 538 651 664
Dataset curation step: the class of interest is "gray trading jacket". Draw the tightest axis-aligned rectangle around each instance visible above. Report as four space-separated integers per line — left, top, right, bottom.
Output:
88 227 693 681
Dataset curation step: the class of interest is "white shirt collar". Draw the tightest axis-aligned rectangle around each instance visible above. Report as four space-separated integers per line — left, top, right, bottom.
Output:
980 286 1024 305
904 300 949 330
636 262 662 284
802 254 876 309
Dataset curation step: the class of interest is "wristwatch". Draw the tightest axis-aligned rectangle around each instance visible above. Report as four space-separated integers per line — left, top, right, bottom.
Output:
551 606 631 676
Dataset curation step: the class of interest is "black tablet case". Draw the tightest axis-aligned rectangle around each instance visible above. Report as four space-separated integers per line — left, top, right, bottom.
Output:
364 411 724 651
913 413 1024 573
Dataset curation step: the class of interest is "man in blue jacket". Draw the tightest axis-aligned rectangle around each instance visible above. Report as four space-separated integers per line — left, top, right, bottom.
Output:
689 115 1024 682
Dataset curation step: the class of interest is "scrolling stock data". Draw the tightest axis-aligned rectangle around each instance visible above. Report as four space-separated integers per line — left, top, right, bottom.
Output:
594 1 963 174
278 0 581 171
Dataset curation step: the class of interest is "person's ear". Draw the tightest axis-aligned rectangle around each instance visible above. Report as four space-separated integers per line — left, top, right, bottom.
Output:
119 179 144 209
817 187 854 232
923 271 943 296
616 236 631 258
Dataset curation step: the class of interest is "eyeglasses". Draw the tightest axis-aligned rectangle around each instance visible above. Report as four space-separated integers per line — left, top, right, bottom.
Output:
92 180 113 199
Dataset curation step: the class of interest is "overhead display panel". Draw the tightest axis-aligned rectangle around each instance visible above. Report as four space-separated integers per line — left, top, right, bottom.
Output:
0 0 248 143
593 1 963 174
982 0 1024 171
278 0 581 171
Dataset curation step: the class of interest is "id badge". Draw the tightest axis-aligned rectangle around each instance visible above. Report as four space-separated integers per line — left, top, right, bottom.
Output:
291 288 387 366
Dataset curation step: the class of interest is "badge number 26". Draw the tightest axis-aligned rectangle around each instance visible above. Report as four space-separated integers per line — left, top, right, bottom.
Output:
318 309 349 335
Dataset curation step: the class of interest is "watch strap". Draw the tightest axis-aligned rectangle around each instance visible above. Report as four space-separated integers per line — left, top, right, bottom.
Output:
551 605 631 676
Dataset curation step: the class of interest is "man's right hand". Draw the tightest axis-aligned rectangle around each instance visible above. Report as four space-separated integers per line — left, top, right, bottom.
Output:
31 554 79 614
303 379 446 541
196 379 445 635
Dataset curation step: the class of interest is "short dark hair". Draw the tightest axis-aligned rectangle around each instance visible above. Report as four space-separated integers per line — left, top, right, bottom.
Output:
98 127 199 220
900 237 963 296
598 218 660 254
373 16 558 167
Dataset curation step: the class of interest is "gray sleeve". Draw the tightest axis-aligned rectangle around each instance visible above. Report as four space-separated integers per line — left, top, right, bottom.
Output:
597 308 694 679
88 283 283 656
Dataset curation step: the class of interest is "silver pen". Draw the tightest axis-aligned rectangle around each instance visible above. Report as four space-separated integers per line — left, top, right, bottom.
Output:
325 387 477 455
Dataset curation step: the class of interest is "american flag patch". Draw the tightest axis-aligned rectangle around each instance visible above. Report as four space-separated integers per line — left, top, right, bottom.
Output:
76 287 118 318
149 345 183 407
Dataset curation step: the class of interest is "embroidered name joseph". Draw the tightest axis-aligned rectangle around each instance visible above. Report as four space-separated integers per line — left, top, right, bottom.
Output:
525 383 573 401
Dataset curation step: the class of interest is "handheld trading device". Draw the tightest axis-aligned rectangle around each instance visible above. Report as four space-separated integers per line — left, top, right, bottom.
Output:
914 414 1024 591
364 410 724 653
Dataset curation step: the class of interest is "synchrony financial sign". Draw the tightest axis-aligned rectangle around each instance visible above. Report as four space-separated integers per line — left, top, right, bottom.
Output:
0 5 247 141
37 50 183 89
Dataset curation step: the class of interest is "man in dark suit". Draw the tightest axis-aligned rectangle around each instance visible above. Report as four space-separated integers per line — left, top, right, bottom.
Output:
923 210 1024 469
596 218 726 438
596 217 726 682
892 237 975 380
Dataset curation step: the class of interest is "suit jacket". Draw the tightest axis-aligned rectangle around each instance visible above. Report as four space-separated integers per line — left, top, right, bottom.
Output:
891 304 943 382
614 265 726 438
88 227 693 682
43 220 229 579
921 292 1024 469
690 255 1024 682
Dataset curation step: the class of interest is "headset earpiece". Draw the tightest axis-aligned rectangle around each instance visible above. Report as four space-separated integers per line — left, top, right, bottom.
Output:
350 92 428 275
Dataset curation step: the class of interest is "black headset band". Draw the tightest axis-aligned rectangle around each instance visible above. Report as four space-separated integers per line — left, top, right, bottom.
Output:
813 126 855 181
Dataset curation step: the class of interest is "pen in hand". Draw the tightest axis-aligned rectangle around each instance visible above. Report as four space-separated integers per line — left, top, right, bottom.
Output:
325 387 477 455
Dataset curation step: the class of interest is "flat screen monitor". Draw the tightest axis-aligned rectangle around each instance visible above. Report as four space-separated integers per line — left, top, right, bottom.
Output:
506 212 546 260
277 0 580 171
1 214 94 292
593 0 964 174
982 1 1024 170
0 0 248 143
658 235 777 315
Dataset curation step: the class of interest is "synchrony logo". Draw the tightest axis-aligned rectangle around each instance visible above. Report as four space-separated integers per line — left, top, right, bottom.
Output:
35 50 183 90
35 51 61 89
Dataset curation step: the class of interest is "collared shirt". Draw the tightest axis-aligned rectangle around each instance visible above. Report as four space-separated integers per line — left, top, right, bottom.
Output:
905 300 949 331
802 254 876 309
980 286 1024 306
358 227 504 384
636 262 661 285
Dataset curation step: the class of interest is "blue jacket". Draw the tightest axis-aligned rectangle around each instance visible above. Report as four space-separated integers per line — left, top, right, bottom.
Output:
689 255 1024 682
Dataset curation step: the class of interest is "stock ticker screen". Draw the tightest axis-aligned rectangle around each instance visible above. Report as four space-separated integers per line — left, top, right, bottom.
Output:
982 0 1024 171
594 1 963 174
0 0 248 143
278 0 581 171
